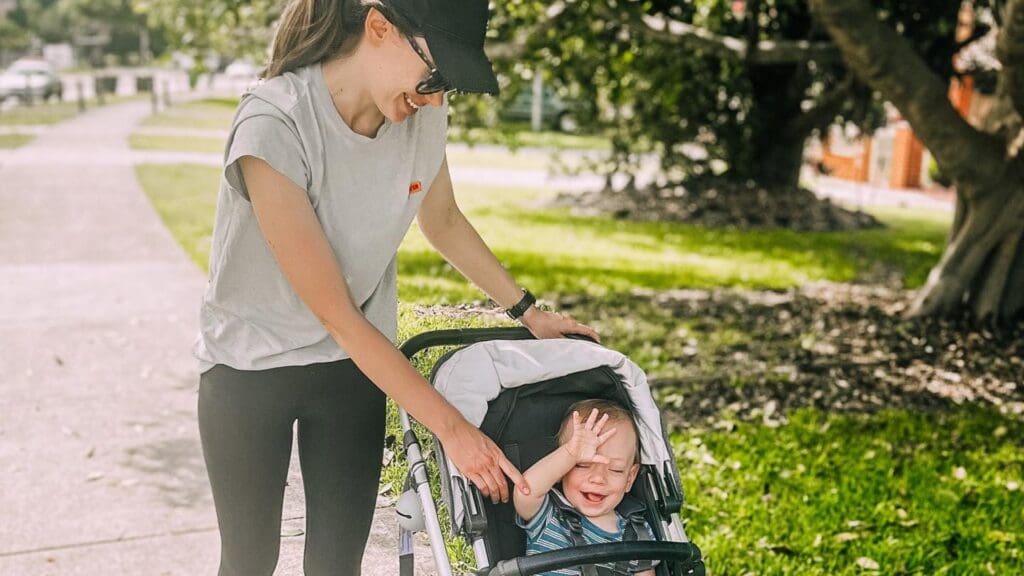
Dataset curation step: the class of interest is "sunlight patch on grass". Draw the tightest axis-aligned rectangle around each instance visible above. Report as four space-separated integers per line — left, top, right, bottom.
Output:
129 133 226 154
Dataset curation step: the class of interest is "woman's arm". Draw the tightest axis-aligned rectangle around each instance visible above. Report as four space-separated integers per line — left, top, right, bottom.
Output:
240 156 528 503
417 156 600 341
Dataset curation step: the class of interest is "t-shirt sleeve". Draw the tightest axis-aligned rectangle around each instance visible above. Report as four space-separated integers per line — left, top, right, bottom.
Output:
514 492 554 541
224 107 309 201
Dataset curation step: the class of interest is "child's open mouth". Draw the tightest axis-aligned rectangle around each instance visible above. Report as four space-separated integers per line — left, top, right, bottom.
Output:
582 491 606 503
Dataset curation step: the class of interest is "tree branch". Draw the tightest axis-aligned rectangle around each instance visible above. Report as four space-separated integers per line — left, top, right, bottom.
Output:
785 76 856 140
485 2 566 61
635 12 841 66
996 0 1024 121
809 0 1006 196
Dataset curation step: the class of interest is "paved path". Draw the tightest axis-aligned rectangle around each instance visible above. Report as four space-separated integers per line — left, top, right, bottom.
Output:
0 99 436 575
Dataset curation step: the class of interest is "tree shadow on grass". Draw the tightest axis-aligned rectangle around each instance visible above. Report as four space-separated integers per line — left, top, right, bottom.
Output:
553 283 1024 430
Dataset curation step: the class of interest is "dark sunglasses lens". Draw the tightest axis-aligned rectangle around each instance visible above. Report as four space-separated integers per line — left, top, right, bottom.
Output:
417 73 452 95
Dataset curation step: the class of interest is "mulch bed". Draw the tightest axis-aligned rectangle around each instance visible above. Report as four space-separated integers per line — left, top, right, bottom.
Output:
413 283 1024 430
548 178 881 231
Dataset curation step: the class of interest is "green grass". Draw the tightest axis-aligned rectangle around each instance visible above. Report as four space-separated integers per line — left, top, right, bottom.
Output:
141 97 239 131
675 408 1024 574
135 164 219 268
0 96 143 126
0 101 85 125
0 133 34 148
129 133 226 154
450 120 612 151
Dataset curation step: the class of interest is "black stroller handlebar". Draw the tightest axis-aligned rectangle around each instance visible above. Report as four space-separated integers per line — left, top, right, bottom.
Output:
483 542 704 576
400 327 598 360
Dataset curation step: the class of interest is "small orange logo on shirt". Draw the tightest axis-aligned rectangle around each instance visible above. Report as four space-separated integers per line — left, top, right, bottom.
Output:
409 180 423 194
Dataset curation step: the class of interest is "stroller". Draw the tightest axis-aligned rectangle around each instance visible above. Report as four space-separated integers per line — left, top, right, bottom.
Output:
395 327 705 576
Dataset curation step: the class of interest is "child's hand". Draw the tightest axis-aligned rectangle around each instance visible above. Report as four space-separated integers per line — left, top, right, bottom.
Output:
563 408 617 464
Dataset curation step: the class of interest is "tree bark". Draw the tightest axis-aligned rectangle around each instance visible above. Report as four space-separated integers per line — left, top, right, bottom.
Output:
634 12 841 65
809 0 1007 196
744 65 812 188
810 0 1024 322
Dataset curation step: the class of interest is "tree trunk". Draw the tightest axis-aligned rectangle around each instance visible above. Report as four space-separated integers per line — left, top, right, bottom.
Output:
737 63 815 188
810 0 1024 322
909 180 1024 320
745 65 810 188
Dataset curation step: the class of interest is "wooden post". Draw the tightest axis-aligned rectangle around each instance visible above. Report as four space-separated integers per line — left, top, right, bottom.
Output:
95 75 105 106
162 79 171 109
24 74 33 107
530 67 543 132
77 79 86 112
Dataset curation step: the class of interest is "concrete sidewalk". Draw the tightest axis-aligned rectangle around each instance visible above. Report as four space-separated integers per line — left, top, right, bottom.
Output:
0 99 436 575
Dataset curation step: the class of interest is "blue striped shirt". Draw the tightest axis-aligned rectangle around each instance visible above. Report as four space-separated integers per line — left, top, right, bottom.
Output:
515 491 649 576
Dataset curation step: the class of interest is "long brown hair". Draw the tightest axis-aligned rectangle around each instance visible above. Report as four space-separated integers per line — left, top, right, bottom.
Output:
264 0 416 79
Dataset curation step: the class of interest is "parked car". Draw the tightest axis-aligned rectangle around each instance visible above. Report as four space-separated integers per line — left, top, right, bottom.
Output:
501 85 579 133
0 59 63 103
224 59 261 80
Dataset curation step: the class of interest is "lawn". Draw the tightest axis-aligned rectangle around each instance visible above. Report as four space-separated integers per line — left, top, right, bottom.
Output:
140 97 240 131
0 101 85 126
0 133 34 148
134 161 1021 573
449 121 612 152
129 133 226 154
675 408 1023 574
0 96 142 126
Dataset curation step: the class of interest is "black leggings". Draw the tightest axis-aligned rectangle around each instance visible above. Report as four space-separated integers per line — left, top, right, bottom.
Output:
198 359 386 576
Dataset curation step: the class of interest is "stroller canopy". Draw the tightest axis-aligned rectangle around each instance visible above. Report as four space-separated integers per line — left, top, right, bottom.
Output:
432 338 673 468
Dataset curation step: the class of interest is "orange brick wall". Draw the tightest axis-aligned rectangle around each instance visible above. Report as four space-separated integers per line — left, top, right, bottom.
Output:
821 136 871 182
889 125 925 189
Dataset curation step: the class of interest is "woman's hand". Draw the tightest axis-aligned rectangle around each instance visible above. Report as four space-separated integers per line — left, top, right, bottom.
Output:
438 418 531 504
520 306 601 343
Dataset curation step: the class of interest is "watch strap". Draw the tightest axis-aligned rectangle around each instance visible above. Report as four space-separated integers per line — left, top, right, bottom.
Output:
505 289 536 320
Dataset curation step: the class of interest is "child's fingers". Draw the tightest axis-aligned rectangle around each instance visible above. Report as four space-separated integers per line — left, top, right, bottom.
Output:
592 454 611 465
584 408 599 429
597 427 618 444
592 413 610 434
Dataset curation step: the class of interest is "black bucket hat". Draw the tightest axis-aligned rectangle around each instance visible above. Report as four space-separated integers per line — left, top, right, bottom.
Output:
384 0 500 95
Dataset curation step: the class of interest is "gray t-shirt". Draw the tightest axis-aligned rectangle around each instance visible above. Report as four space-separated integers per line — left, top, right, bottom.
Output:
192 63 448 373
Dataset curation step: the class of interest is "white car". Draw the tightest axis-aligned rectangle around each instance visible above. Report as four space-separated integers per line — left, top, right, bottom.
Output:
224 60 261 80
0 59 63 102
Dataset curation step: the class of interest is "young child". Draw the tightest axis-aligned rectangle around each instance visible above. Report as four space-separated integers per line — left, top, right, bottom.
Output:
513 399 657 576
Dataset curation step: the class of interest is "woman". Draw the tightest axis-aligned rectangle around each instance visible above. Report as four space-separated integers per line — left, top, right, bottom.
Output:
192 0 601 574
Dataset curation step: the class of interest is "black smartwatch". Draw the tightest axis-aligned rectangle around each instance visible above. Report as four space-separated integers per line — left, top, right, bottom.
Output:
505 288 536 320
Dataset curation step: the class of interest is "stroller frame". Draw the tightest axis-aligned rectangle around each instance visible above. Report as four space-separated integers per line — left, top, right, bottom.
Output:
398 327 704 576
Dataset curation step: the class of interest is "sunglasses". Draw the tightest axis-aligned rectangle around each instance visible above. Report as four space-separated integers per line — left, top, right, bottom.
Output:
404 35 454 95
